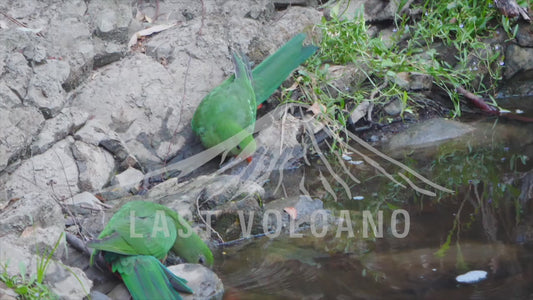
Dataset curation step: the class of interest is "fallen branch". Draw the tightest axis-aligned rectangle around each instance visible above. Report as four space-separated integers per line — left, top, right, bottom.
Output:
456 86 499 113
65 232 91 256
65 232 108 271
0 10 44 37
494 0 531 22
456 86 533 122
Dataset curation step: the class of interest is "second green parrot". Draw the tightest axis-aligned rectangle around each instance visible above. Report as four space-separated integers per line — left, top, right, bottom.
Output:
87 201 214 300
192 33 318 159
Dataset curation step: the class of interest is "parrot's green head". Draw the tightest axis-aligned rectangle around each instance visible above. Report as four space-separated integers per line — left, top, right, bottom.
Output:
173 235 214 268
232 134 256 159
217 121 257 159
172 213 215 267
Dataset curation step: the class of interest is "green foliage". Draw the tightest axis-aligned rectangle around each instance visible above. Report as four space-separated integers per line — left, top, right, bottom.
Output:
36 232 64 285
317 9 371 65
0 262 57 300
0 233 65 300
300 0 517 121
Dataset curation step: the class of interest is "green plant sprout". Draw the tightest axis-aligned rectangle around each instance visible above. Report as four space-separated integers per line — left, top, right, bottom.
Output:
0 232 66 300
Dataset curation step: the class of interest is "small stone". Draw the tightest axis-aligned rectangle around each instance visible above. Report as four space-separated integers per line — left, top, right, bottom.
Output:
393 72 433 91
71 141 115 191
516 23 533 47
383 98 404 116
22 44 47 63
167 264 224 300
89 290 112 300
90 0 132 43
67 191 104 215
504 44 533 79
93 40 127 68
111 167 144 190
106 283 130 300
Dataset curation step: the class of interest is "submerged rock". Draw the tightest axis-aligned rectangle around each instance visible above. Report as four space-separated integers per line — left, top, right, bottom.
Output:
384 118 475 157
169 264 224 300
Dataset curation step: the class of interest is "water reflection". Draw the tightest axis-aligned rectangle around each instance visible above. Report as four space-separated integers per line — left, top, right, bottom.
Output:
216 118 533 299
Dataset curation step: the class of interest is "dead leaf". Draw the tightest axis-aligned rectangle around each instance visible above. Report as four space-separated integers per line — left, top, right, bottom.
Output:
0 197 20 212
284 207 298 220
308 102 326 115
20 225 36 238
128 23 178 48
349 101 370 124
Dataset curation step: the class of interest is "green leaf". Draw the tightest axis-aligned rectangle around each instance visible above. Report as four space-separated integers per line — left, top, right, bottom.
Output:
18 262 26 282
381 58 395 68
386 70 396 78
15 285 29 295
446 1 457 10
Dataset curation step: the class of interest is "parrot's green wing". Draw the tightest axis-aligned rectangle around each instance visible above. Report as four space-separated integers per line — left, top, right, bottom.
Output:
89 201 214 267
191 33 317 157
192 52 257 158
252 33 318 104
88 201 178 261
88 201 214 300
113 255 193 300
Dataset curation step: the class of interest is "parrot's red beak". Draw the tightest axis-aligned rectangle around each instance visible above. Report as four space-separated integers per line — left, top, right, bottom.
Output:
246 156 253 163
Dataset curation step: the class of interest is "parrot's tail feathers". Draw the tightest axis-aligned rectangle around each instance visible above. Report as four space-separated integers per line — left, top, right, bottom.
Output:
159 259 194 294
232 51 253 82
169 275 193 294
89 251 96 266
117 255 191 300
252 33 318 104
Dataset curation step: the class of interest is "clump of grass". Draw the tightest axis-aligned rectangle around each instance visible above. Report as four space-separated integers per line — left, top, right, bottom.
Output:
298 0 521 122
0 262 58 300
0 233 64 300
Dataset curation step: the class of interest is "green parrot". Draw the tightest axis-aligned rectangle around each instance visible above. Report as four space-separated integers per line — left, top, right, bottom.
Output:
191 33 318 159
87 201 214 300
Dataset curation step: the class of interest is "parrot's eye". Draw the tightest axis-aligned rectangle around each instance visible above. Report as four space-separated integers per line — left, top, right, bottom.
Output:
198 256 205 265
236 145 242 150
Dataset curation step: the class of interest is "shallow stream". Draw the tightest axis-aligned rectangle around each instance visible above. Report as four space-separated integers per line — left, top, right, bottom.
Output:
215 114 533 299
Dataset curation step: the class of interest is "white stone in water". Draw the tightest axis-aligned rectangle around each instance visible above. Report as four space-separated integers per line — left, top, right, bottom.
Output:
455 270 488 283
342 154 352 161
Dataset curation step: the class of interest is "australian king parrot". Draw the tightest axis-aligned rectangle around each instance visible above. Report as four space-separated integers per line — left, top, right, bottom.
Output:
88 200 214 300
191 33 318 159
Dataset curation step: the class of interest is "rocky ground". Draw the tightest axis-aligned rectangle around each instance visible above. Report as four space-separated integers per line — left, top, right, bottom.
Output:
0 0 533 299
